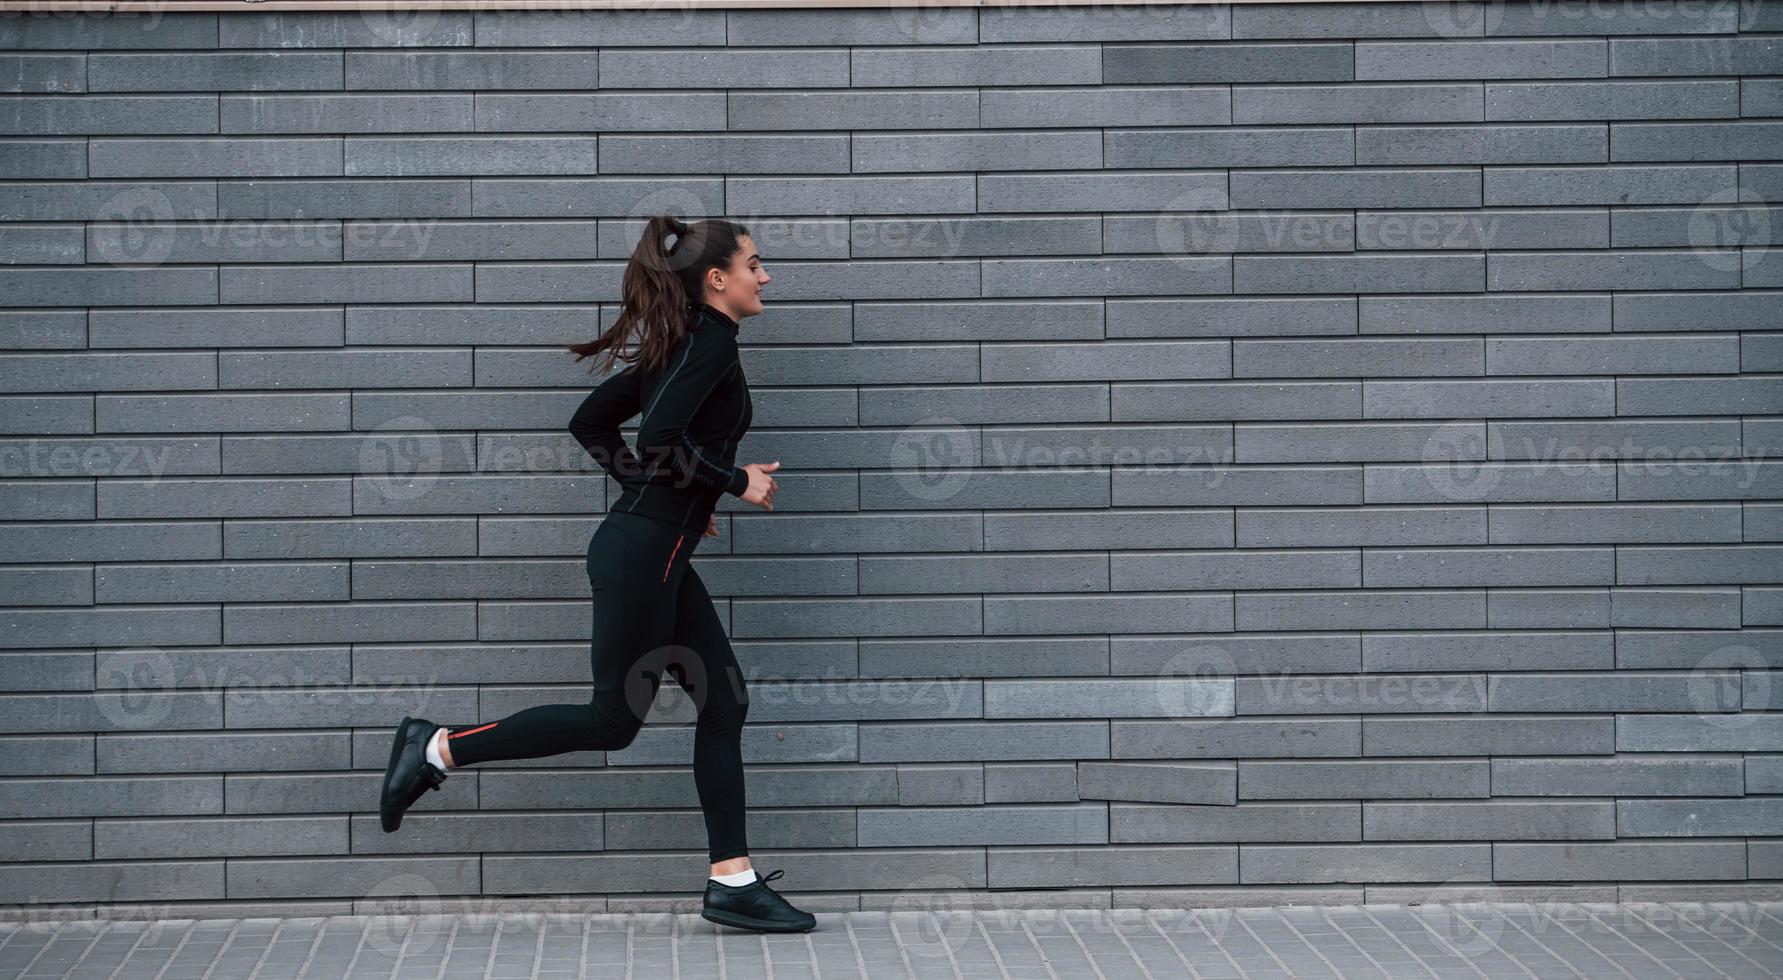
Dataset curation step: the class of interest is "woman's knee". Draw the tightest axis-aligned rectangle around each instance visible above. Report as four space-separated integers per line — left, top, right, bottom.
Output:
699 676 748 734
584 700 644 751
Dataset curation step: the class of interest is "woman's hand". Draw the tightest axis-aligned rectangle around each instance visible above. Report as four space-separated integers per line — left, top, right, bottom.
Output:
739 461 780 510
705 514 719 538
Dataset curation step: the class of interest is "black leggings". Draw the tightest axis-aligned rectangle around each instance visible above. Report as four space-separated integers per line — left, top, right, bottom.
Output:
442 510 750 863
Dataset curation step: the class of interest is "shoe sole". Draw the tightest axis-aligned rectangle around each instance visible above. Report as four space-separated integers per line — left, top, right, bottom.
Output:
700 908 815 934
379 715 416 833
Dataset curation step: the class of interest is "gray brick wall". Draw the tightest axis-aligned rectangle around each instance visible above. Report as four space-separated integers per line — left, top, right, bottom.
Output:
1 0 1781 916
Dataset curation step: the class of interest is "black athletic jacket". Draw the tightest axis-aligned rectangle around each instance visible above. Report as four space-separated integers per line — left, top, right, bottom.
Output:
568 301 754 535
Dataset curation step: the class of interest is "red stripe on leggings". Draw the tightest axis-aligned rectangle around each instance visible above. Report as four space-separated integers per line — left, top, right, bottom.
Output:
662 534 684 582
447 721 497 740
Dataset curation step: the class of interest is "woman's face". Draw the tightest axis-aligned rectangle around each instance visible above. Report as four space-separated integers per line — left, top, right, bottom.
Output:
711 235 769 319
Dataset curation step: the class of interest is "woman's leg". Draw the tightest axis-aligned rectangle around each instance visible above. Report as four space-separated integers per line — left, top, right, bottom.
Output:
441 512 685 768
670 565 750 866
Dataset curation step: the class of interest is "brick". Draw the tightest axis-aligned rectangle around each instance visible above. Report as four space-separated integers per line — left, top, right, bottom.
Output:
1364 631 1611 671
858 803 1106 847
1234 84 1483 124
1112 802 1359 844
1495 842 1745 881
985 678 1232 719
1486 80 1738 121
1364 715 1614 756
1240 760 1488 800
0 820 90 862
1617 798 1783 837
1231 169 1481 209
0 860 223 904
1106 128 1353 169
1110 633 1361 676
1105 43 1351 84
1113 718 1360 759
97 815 345 859
896 765 982 806
0 775 220 818
1493 755 1744 797
1242 844 1490 884
1076 762 1234 806
1486 165 1734 206
600 810 840 851
228 856 479 900
1617 714 1783 752
1357 124 1606 165
859 722 1108 763
1366 801 1614 841
1356 40 1606 80
989 845 1235 888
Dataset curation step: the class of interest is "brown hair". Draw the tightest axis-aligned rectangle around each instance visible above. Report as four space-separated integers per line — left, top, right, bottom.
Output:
566 214 751 376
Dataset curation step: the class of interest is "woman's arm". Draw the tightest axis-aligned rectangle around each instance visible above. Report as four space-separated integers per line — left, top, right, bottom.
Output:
634 328 751 497
568 363 646 487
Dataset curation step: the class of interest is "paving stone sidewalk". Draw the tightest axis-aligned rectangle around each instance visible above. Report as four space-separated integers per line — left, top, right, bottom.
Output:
2 903 1780 979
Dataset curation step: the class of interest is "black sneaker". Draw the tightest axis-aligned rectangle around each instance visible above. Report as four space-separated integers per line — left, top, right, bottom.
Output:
379 715 446 833
701 869 817 933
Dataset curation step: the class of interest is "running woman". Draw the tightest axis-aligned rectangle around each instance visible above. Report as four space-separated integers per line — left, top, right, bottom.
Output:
378 215 815 934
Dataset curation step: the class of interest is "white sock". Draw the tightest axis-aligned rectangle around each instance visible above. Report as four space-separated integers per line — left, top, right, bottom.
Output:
424 728 450 772
711 869 756 887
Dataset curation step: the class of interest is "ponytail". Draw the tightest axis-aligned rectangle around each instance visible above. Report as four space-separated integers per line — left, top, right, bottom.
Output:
566 214 751 376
